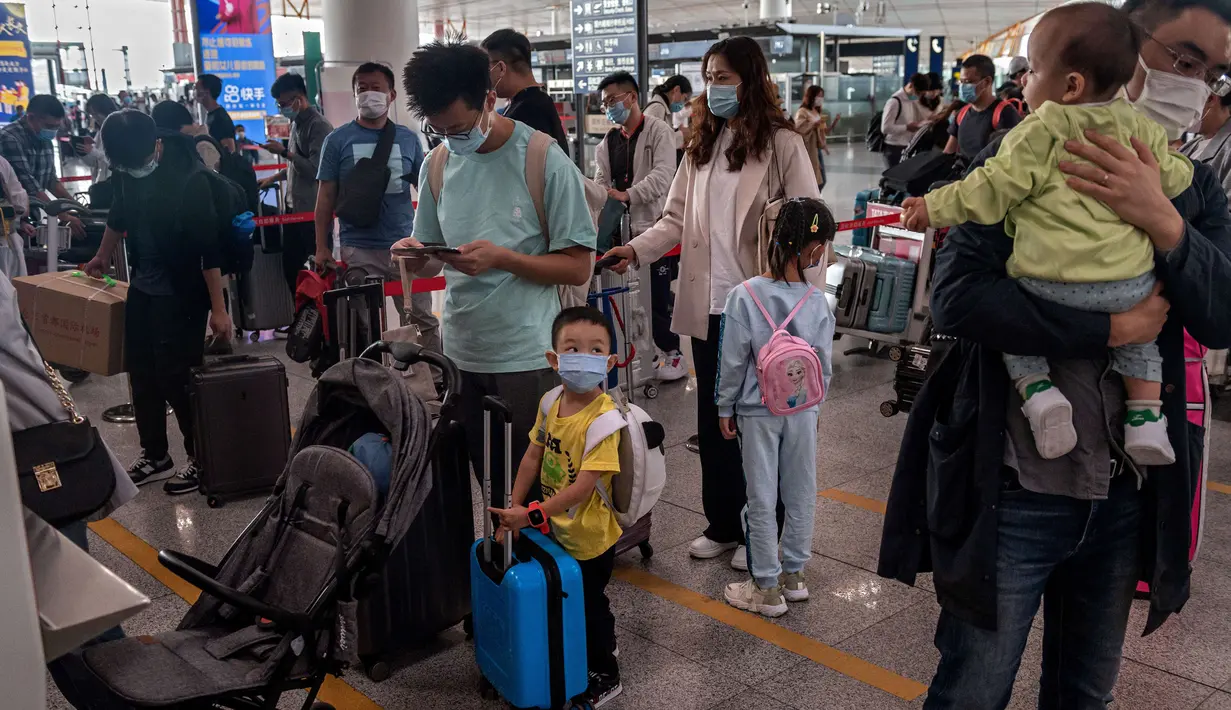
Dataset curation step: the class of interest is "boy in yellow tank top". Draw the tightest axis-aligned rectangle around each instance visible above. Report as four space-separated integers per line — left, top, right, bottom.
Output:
489 306 624 708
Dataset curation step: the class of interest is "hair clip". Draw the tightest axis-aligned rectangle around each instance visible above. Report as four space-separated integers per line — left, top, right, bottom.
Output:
810 215 819 233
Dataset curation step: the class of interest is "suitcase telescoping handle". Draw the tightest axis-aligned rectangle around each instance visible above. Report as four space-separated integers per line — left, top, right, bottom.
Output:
482 395 514 571
361 340 462 408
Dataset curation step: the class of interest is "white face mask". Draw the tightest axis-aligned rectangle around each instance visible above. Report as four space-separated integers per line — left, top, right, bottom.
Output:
1132 56 1211 140
356 91 390 120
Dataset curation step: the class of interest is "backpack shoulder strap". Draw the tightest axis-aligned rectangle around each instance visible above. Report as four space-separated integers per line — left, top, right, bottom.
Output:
778 285 817 331
584 408 628 459
539 385 564 421
743 282 779 330
991 100 1006 130
427 145 449 203
525 130 554 246
956 104 972 126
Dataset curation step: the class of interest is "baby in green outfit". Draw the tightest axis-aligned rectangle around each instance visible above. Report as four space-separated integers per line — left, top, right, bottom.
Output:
901 1 1191 466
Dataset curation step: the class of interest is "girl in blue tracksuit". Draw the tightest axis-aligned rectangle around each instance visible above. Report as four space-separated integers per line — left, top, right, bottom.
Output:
716 197 836 618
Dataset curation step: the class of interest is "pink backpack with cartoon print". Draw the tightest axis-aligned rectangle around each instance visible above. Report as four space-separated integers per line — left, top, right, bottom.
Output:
744 283 825 416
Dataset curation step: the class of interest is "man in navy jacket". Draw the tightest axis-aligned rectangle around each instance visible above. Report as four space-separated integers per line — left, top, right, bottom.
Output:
878 0 1231 706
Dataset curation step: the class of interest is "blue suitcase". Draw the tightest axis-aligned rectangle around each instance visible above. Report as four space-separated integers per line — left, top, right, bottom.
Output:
852 188 880 247
471 396 589 709
855 248 917 334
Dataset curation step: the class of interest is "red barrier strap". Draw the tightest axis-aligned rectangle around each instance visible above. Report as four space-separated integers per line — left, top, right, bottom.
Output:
252 212 315 227
254 163 288 172
60 175 93 183
385 275 444 297
835 213 903 232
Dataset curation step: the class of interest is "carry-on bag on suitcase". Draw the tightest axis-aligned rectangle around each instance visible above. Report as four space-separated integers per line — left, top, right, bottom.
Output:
471 396 588 710
354 340 473 681
852 188 880 247
189 355 290 507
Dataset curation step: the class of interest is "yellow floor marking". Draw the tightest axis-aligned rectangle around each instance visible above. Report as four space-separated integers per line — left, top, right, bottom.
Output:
818 488 889 515
88 518 382 710
614 566 928 701
1209 480 1231 495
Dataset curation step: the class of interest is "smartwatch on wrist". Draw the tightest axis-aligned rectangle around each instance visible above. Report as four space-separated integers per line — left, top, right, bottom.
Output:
527 501 550 533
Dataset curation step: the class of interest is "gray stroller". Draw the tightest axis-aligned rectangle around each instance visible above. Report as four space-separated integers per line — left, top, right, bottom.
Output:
81 342 459 709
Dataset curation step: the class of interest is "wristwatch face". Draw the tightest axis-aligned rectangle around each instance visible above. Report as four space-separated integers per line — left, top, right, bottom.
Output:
528 508 546 527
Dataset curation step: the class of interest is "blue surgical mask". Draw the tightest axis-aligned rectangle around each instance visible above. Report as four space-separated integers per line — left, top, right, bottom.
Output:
670 100 686 113
279 105 299 121
606 101 630 125
38 128 57 142
707 83 741 119
556 352 611 393
122 157 159 179
906 93 919 101
443 111 491 157
958 82 978 104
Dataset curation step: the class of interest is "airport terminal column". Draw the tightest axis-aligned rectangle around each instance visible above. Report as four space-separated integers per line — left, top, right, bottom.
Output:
319 0 419 130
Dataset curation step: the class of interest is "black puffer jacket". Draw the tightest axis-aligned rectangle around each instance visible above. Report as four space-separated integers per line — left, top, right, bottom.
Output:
877 145 1231 634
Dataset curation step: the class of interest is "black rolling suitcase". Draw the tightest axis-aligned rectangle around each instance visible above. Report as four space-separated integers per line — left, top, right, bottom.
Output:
355 411 474 680
881 345 930 417
233 186 295 333
189 355 290 507
353 340 473 680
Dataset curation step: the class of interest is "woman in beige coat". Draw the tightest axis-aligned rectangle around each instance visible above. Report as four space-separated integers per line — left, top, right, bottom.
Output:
606 36 821 569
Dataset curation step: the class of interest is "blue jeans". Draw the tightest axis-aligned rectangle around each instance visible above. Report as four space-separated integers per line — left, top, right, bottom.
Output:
47 521 128 710
925 472 1141 710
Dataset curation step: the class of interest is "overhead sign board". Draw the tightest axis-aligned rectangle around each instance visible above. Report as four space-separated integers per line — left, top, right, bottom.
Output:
571 0 638 94
195 0 278 141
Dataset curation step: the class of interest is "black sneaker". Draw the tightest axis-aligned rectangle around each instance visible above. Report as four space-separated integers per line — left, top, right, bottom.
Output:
684 434 700 454
163 459 202 495
128 453 174 486
583 671 622 709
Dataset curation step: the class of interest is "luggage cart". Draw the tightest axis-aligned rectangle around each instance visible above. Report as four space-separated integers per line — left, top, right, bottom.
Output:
589 208 655 401
829 202 941 417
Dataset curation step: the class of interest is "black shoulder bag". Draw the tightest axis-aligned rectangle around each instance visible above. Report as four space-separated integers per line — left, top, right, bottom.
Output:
335 121 396 228
15 331 116 527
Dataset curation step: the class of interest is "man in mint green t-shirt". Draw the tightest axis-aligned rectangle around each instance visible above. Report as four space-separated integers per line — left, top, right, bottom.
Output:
395 40 596 504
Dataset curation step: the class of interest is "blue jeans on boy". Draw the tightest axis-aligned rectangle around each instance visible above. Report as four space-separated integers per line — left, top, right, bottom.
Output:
925 472 1141 710
738 411 819 589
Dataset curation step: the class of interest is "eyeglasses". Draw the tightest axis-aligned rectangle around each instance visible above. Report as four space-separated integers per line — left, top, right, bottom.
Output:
423 113 483 140
1143 30 1231 96
600 91 633 109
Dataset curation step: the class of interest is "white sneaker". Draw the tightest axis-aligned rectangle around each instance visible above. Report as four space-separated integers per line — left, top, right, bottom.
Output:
1125 413 1176 466
781 571 809 602
1021 386 1078 460
730 545 748 571
655 350 687 382
724 579 788 618
688 535 738 559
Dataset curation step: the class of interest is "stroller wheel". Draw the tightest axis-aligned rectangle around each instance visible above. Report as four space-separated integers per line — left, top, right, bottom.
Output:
639 542 654 560
365 659 391 682
880 401 899 418
207 496 224 508
888 346 904 362
643 384 659 399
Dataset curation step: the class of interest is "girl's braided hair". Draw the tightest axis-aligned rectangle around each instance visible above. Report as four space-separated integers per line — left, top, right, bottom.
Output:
767 197 836 282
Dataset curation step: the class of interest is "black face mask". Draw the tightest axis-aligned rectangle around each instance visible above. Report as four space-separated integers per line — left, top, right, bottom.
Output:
920 95 940 110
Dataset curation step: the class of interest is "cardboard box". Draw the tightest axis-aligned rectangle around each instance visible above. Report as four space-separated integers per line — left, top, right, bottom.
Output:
13 272 128 376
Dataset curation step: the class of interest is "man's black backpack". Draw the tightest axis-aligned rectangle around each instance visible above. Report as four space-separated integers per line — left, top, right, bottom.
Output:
866 95 900 153
197 167 256 276
335 121 395 228
195 134 259 214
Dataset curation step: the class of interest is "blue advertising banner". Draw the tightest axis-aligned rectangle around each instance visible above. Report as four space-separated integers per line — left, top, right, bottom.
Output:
196 0 277 141
0 3 33 123
929 36 946 76
903 36 920 78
